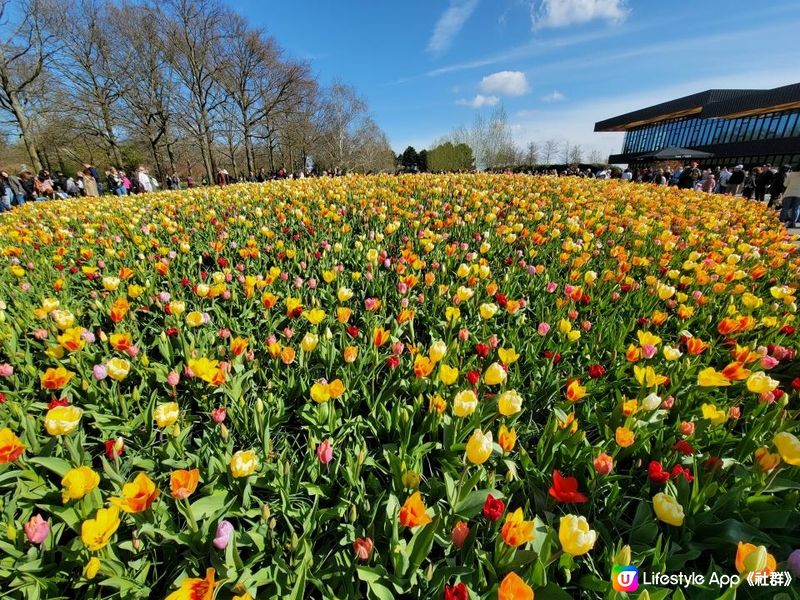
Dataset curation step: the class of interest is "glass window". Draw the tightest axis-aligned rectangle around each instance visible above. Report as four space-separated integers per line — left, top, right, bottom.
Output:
784 112 798 137
753 116 766 139
775 114 789 138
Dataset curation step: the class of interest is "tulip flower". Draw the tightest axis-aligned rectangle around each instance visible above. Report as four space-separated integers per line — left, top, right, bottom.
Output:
230 450 258 477
500 508 535 547
559 514 597 556
735 542 776 574
498 572 533 600
452 390 478 417
0 427 25 463
170 469 200 500
213 521 234 549
44 405 82 436
399 491 432 528
353 537 373 561
450 520 470 549
653 493 684 526
154 402 180 428
316 439 333 465
81 506 121 551
62 466 100 503
773 432 800 466
497 389 523 416
83 557 101 580
112 472 159 513
483 362 506 386
482 494 505 522
165 568 216 600
24 514 49 545
443 583 468 600
465 429 493 465
548 470 588 503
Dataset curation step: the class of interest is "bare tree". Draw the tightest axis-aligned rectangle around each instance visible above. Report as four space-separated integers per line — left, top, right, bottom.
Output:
316 82 366 172
164 0 230 181
525 141 539 165
568 144 583 164
588 148 604 164
0 0 54 171
46 0 125 166
541 139 559 165
107 1 177 178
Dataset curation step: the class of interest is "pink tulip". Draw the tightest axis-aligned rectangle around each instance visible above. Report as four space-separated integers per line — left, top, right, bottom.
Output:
761 356 779 369
316 439 333 465
211 407 226 423
0 363 13 377
166 371 180 387
213 520 234 549
24 514 49 545
93 364 107 381
537 323 551 336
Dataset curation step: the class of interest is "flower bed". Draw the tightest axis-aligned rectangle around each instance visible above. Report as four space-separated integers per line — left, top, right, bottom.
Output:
0 174 798 599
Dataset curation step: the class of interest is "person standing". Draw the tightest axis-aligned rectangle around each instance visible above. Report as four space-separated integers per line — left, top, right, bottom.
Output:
755 164 773 203
2 171 24 206
727 165 745 196
701 172 716 193
780 166 800 227
19 171 35 202
82 169 99 197
718 166 731 194
137 167 153 193
769 165 789 209
742 168 757 199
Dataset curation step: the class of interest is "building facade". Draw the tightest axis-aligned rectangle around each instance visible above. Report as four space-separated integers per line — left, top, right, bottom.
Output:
595 83 800 167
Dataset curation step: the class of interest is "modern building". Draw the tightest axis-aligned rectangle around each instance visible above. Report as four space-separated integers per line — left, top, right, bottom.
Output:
595 83 800 167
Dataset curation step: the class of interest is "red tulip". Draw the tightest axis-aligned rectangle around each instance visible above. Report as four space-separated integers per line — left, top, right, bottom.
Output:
482 494 505 522
648 461 670 484
443 582 468 600
353 537 373 561
587 364 606 378
548 470 588 504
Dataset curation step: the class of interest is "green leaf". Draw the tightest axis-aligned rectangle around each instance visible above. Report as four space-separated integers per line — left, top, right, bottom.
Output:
190 489 232 521
536 582 574 600
28 457 73 477
405 517 439 576
454 489 504 519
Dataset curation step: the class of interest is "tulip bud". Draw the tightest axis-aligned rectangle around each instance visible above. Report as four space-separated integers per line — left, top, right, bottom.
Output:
613 545 632 566
505 462 519 481
171 423 180 437
132 532 141 551
6 523 16 541
349 504 357 523
357 447 366 466
290 531 298 551
220 424 229 441
255 398 264 413
132 387 140 402
261 503 271 522
269 518 277 530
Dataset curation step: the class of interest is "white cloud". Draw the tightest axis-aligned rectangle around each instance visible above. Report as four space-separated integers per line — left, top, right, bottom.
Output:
479 71 530 96
541 90 566 102
428 0 480 54
456 94 500 108
531 0 628 30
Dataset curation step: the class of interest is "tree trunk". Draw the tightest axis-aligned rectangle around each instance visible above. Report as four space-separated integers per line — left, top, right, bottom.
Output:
242 121 254 175
9 92 42 172
101 101 123 167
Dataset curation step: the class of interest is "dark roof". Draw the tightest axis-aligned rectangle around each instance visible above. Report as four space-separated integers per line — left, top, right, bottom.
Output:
595 84 800 131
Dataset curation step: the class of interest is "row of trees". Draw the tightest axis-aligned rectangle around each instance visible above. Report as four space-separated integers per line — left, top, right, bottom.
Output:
0 0 395 180
397 107 607 172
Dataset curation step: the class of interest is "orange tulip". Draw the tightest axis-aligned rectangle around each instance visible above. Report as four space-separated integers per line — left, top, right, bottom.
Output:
110 297 130 323
735 542 776 574
373 327 390 347
501 508 535 547
0 428 25 463
413 355 435 378
717 317 739 336
40 366 74 390
112 472 159 513
720 361 751 381
280 347 296 365
685 337 708 355
170 469 200 500
498 572 534 600
565 379 587 402
165 568 216 600
399 491 432 528
230 337 248 356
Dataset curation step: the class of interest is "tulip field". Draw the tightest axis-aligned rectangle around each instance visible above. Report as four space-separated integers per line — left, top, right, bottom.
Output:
1 173 799 600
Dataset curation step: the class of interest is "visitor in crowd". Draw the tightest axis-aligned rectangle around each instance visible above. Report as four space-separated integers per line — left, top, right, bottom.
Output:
780 165 799 228
137 167 154 193
755 165 773 202
742 167 757 199
769 165 788 208
216 169 229 186
81 168 99 197
701 172 716 193
621 168 633 181
726 165 744 195
83 163 102 195
718 166 731 194
2 171 24 207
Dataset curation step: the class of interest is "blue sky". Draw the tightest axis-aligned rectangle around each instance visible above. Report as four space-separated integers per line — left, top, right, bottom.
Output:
232 0 800 159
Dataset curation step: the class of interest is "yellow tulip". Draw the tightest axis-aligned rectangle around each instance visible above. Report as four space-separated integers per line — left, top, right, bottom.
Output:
773 432 800 466
498 347 519 364
483 362 506 386
81 506 121 551
701 403 727 425
83 557 101 579
653 493 684 526
438 364 458 385
479 303 498 320
301 332 319 352
62 466 100 503
106 357 131 381
746 372 778 394
154 402 180 428
230 450 258 477
559 514 597 556
697 367 732 387
452 390 478 417
428 340 447 363
465 429 493 465
44 405 82 436
185 311 204 327
497 389 523 416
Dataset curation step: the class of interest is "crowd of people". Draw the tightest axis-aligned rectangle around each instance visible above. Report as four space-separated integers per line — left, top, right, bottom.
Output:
1 160 798 228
